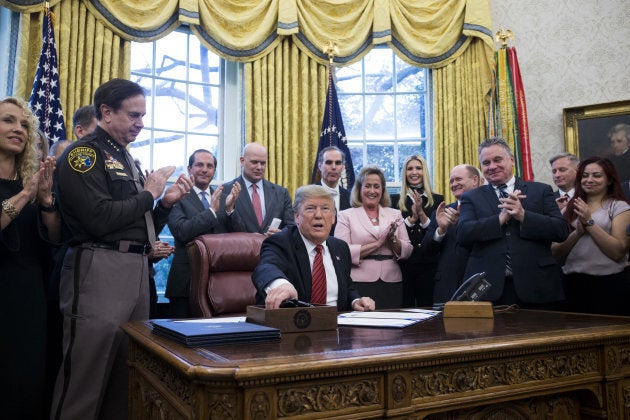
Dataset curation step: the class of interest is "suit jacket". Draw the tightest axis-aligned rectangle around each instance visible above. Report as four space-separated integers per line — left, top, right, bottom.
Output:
457 179 569 303
252 225 361 311
334 206 413 283
165 188 242 298
421 202 471 304
223 176 294 234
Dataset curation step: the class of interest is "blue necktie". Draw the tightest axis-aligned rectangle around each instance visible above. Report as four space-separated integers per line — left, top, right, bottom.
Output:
200 191 210 209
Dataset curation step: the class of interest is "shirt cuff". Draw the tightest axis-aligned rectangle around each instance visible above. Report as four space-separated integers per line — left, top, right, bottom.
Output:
420 218 431 229
264 278 291 294
433 229 446 242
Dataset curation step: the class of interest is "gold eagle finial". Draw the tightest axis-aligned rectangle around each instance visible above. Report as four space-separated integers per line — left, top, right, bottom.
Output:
495 28 514 48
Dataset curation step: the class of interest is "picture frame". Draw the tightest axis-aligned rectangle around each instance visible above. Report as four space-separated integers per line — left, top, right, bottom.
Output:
563 100 630 159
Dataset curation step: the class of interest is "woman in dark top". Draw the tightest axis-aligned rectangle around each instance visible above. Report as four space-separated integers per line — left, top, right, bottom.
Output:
391 154 444 307
0 97 60 418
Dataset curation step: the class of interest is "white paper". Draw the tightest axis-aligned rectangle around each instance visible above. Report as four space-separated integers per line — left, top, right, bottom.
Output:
269 217 282 229
337 310 439 328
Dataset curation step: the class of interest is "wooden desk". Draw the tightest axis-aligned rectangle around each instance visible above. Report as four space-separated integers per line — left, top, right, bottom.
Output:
123 310 630 419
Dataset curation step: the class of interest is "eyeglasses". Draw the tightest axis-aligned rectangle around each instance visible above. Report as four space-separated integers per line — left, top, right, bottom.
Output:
324 160 343 165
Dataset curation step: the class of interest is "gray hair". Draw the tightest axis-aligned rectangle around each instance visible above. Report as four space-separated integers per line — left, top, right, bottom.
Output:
478 137 513 159
549 152 579 166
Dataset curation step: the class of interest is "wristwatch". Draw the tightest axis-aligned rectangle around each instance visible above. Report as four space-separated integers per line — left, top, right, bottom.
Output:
582 218 594 228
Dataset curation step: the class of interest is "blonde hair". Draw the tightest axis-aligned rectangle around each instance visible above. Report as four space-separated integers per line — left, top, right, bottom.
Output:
398 154 435 212
0 97 39 186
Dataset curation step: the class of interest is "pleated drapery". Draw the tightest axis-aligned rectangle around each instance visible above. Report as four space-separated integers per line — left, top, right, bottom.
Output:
1 0 494 195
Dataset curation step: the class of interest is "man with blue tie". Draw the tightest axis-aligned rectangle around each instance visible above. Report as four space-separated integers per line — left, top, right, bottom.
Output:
223 142 294 234
457 138 569 307
166 149 242 318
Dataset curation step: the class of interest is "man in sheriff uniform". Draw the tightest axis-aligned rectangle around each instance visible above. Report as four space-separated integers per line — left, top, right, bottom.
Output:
51 78 193 420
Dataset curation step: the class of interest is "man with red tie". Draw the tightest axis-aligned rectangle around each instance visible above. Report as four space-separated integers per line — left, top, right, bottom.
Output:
222 142 294 235
252 185 375 311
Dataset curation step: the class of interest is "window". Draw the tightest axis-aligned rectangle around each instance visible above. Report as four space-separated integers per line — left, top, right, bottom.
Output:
130 28 222 175
131 29 229 300
336 48 431 185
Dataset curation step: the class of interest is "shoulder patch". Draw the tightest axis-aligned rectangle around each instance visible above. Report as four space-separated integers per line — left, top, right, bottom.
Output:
68 146 97 173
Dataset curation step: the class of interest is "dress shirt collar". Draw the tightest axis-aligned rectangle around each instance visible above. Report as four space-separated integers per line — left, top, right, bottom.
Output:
242 177 263 192
192 185 211 196
299 232 328 256
492 176 516 194
320 182 339 196
558 187 574 198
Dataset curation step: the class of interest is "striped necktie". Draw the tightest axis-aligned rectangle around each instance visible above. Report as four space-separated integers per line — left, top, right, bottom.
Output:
311 244 327 304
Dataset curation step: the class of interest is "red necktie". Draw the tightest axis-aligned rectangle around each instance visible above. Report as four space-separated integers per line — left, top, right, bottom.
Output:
311 244 327 304
251 183 263 227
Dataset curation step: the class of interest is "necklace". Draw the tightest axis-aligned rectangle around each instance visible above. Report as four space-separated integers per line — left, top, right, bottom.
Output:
370 217 377 223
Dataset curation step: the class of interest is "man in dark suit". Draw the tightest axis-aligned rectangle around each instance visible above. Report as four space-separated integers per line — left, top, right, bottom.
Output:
166 149 242 317
223 142 294 234
549 152 578 211
252 185 375 311
457 137 569 307
317 146 351 211
317 146 351 234
423 164 482 306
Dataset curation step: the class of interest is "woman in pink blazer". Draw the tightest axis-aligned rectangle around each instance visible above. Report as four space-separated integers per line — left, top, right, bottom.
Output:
335 166 412 309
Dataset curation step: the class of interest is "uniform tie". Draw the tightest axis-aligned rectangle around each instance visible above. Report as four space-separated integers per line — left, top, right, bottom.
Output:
200 191 210 209
251 183 263 227
311 244 327 305
125 151 156 247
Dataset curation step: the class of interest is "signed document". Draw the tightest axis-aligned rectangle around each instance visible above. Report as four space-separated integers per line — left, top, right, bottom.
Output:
338 310 439 328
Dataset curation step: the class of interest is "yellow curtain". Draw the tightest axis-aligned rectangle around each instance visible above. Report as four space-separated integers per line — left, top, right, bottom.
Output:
433 38 492 202
8 0 130 140
245 38 327 195
2 0 494 196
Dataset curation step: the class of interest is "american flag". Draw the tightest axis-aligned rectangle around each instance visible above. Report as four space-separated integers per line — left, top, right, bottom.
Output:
311 66 355 189
29 6 66 145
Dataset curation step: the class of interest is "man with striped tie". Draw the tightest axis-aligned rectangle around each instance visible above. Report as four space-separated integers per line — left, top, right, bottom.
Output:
166 149 242 318
252 185 375 311
457 138 569 308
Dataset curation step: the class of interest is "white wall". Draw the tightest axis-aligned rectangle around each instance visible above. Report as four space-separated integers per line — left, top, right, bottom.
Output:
491 0 630 185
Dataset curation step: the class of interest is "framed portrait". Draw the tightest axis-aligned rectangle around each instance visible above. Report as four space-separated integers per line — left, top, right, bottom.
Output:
563 100 630 159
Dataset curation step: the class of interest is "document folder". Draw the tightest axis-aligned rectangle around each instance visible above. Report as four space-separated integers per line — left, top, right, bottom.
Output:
151 319 281 347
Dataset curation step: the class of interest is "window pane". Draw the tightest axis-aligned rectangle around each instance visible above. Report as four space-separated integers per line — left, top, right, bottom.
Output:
367 143 395 181
395 56 425 92
153 130 185 170
187 134 218 161
188 83 219 133
364 49 393 93
365 94 394 138
152 80 188 132
336 63 363 93
155 31 188 80
396 94 421 138
339 95 363 139
131 42 154 76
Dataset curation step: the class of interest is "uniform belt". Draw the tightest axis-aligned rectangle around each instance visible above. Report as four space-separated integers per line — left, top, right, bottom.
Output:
88 241 150 255
363 254 394 261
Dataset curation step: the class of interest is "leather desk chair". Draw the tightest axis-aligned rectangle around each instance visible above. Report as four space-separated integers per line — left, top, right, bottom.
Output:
188 232 265 318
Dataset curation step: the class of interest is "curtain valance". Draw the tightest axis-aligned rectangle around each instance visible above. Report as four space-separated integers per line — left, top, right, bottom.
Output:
2 0 492 67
